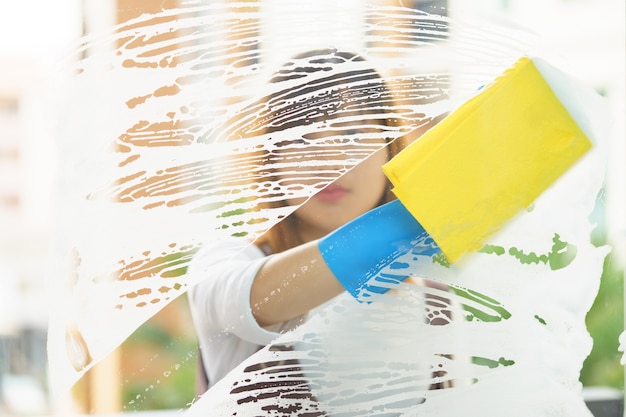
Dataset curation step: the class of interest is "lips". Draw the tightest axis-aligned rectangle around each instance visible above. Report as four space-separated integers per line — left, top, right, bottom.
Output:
315 183 348 203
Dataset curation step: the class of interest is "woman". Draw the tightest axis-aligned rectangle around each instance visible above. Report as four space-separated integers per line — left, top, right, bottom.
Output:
188 49 442 392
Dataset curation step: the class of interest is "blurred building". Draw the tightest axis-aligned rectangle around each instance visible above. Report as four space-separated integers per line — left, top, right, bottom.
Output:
0 21 73 417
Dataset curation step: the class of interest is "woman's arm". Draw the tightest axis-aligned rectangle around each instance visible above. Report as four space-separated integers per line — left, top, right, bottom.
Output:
250 200 435 327
250 240 344 327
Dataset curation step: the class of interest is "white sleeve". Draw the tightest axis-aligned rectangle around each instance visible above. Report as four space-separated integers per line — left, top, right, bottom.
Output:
187 238 281 346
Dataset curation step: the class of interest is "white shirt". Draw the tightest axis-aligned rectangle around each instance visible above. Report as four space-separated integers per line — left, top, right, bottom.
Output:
187 238 306 388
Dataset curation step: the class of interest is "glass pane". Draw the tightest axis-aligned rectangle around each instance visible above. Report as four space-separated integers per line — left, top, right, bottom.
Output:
2 0 622 415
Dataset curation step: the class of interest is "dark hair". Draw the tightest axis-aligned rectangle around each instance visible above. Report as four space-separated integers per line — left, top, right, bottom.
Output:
247 49 412 253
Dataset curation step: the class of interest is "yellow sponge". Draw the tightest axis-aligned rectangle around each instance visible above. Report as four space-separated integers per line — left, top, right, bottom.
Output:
383 57 592 263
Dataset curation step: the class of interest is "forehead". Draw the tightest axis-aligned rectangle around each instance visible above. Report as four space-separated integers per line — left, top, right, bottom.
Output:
255 80 395 140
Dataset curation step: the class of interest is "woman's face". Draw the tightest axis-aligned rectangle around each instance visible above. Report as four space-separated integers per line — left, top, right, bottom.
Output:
286 143 390 242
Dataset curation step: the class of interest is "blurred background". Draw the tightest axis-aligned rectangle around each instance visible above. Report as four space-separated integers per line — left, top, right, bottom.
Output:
0 0 623 415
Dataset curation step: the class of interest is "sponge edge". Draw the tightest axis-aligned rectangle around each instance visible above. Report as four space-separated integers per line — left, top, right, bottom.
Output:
382 56 592 264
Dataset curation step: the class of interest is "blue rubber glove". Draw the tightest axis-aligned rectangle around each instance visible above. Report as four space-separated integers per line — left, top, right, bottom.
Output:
318 199 440 298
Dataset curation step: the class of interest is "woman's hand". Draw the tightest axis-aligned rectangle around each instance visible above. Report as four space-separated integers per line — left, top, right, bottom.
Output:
318 199 438 297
